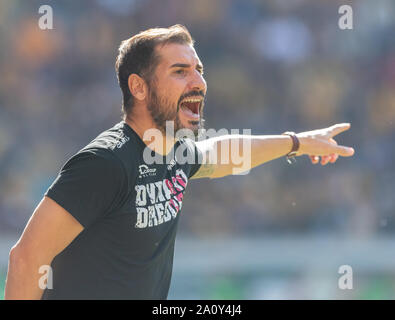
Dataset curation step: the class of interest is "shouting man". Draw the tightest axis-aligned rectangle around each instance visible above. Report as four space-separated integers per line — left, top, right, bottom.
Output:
5 25 354 299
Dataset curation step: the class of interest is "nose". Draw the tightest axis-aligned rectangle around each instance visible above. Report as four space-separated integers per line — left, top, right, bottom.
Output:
189 70 206 94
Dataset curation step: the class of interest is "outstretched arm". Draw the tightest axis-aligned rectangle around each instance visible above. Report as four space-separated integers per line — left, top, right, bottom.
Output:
191 123 355 179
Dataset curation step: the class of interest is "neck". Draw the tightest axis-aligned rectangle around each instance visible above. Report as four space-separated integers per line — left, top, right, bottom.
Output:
124 115 176 156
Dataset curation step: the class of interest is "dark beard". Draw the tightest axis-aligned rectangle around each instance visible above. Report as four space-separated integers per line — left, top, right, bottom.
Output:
147 87 205 138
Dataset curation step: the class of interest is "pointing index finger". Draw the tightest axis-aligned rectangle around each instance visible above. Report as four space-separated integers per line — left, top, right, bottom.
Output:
330 123 351 137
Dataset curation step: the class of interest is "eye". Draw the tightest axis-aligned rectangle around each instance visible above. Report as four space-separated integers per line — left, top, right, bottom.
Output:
175 69 186 76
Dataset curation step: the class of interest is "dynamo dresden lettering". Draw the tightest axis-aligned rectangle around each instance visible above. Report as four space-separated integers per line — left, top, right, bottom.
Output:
135 169 188 228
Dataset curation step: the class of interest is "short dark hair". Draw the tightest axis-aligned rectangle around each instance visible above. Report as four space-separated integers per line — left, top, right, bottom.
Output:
115 24 194 119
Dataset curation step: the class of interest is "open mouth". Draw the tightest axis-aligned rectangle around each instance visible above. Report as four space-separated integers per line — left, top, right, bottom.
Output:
179 97 202 120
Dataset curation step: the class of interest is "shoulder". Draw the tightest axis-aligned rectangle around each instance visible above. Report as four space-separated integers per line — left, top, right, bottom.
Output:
62 148 126 180
61 123 126 173
82 121 131 152
76 121 141 180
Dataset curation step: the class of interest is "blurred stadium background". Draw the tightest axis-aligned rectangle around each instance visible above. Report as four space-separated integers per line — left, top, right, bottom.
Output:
1 0 395 299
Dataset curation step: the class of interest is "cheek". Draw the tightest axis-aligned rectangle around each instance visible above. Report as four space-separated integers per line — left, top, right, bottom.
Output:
156 77 187 105
169 79 187 98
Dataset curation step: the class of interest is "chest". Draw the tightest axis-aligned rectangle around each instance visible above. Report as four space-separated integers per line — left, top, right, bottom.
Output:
96 164 190 250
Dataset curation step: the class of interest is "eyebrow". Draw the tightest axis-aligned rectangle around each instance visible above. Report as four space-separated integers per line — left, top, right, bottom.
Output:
170 63 204 71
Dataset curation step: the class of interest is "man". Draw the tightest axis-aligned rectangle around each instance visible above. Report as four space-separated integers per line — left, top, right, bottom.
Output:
5 25 354 299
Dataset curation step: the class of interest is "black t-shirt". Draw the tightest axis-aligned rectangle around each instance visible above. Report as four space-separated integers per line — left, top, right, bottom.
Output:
42 121 202 299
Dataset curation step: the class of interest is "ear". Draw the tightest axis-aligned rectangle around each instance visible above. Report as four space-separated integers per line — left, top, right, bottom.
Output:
128 74 147 101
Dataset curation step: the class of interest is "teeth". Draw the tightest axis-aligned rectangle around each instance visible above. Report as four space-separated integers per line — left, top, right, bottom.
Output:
181 98 203 103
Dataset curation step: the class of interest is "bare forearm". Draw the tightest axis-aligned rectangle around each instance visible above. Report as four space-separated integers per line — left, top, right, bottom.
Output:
200 134 292 178
5 249 46 300
193 123 354 179
249 135 293 167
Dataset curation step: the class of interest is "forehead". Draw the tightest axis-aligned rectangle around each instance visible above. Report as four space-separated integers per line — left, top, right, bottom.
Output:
155 43 202 68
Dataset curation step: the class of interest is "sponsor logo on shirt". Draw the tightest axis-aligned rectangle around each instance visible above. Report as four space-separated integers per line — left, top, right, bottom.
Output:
138 164 157 178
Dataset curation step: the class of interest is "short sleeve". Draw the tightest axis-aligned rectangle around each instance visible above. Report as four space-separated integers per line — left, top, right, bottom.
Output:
180 138 203 179
44 149 127 228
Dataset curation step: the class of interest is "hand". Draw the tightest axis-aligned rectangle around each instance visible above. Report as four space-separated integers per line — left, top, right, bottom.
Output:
295 123 355 165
